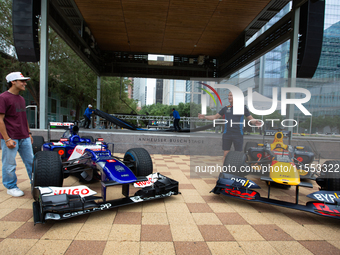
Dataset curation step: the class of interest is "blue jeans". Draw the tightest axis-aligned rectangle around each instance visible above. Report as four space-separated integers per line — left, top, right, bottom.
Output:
1 138 33 189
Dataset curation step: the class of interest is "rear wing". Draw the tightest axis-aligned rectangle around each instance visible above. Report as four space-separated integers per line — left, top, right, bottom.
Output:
263 130 291 144
49 122 74 129
48 122 75 142
264 130 291 137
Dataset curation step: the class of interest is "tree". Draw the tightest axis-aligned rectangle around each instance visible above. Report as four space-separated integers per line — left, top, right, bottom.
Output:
139 103 172 116
0 0 41 111
0 0 13 55
100 77 138 114
333 116 340 133
0 1 137 121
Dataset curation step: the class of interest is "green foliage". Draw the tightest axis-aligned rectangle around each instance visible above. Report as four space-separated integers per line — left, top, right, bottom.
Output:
0 0 40 103
101 77 138 114
299 115 340 133
48 30 97 119
0 0 13 54
0 0 137 120
139 103 172 116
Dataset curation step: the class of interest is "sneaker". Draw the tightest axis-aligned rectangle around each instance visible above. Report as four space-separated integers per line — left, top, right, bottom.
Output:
7 188 24 197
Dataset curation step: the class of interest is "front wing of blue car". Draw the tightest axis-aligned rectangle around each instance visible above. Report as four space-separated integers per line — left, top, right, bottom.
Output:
32 173 179 224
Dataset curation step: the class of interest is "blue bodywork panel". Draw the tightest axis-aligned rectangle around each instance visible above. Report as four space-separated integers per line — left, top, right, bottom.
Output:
84 150 137 183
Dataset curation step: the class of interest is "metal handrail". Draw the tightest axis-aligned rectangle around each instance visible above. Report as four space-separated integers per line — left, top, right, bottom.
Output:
26 105 37 129
96 114 211 129
111 114 207 122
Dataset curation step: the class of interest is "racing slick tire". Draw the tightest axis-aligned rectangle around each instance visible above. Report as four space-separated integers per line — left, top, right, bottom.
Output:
223 151 247 178
124 148 153 177
32 136 44 154
244 142 258 153
316 160 340 191
31 151 63 201
81 136 94 143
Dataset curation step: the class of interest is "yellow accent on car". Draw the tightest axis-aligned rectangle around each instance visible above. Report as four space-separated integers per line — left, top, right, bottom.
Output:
244 180 249 187
270 162 300 186
270 132 288 151
297 169 308 176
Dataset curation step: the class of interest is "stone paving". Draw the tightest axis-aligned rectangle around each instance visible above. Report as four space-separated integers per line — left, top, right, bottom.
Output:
0 153 339 254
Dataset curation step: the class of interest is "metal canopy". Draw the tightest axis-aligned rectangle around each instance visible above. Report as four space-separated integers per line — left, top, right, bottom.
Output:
48 0 294 79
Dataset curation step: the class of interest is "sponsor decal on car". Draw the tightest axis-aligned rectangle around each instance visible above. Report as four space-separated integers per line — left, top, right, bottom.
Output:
230 177 257 188
115 165 126 172
68 145 103 160
50 122 73 127
52 142 64 146
38 185 97 197
222 187 257 200
313 203 340 217
75 148 83 154
130 191 176 202
62 203 112 218
308 191 340 204
134 173 159 187
45 213 61 220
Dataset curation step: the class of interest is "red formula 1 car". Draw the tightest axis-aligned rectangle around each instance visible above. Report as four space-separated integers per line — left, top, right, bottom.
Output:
212 129 340 219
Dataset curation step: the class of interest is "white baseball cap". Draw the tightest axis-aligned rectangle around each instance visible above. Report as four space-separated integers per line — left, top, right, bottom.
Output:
88 104 93 107
6 72 30 83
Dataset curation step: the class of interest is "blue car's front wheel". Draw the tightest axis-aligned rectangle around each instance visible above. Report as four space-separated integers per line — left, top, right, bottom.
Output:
31 151 63 201
124 148 153 177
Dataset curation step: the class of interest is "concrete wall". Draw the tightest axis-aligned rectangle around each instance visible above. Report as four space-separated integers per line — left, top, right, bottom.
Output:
30 129 340 160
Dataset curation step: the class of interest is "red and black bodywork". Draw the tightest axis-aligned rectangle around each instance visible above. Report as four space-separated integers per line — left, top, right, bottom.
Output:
211 173 340 219
211 129 340 220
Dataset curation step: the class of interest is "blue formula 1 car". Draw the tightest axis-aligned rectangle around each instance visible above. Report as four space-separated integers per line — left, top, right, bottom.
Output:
31 122 179 224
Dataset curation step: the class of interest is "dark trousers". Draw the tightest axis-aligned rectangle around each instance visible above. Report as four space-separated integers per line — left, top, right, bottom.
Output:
84 115 91 128
174 119 181 131
222 133 243 151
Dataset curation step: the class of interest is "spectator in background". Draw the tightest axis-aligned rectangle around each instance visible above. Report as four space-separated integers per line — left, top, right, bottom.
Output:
198 91 261 162
83 104 94 129
0 72 34 197
172 108 181 132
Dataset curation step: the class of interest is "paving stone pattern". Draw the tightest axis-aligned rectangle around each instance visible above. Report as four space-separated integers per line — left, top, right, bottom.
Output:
0 154 339 254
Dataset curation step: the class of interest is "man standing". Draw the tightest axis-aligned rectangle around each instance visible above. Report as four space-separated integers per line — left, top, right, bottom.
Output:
83 104 94 129
172 108 181 132
0 72 34 197
198 91 261 161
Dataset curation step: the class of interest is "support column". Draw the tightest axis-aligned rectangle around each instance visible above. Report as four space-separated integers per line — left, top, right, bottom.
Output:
39 0 49 129
258 26 266 95
96 76 101 128
287 1 300 137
